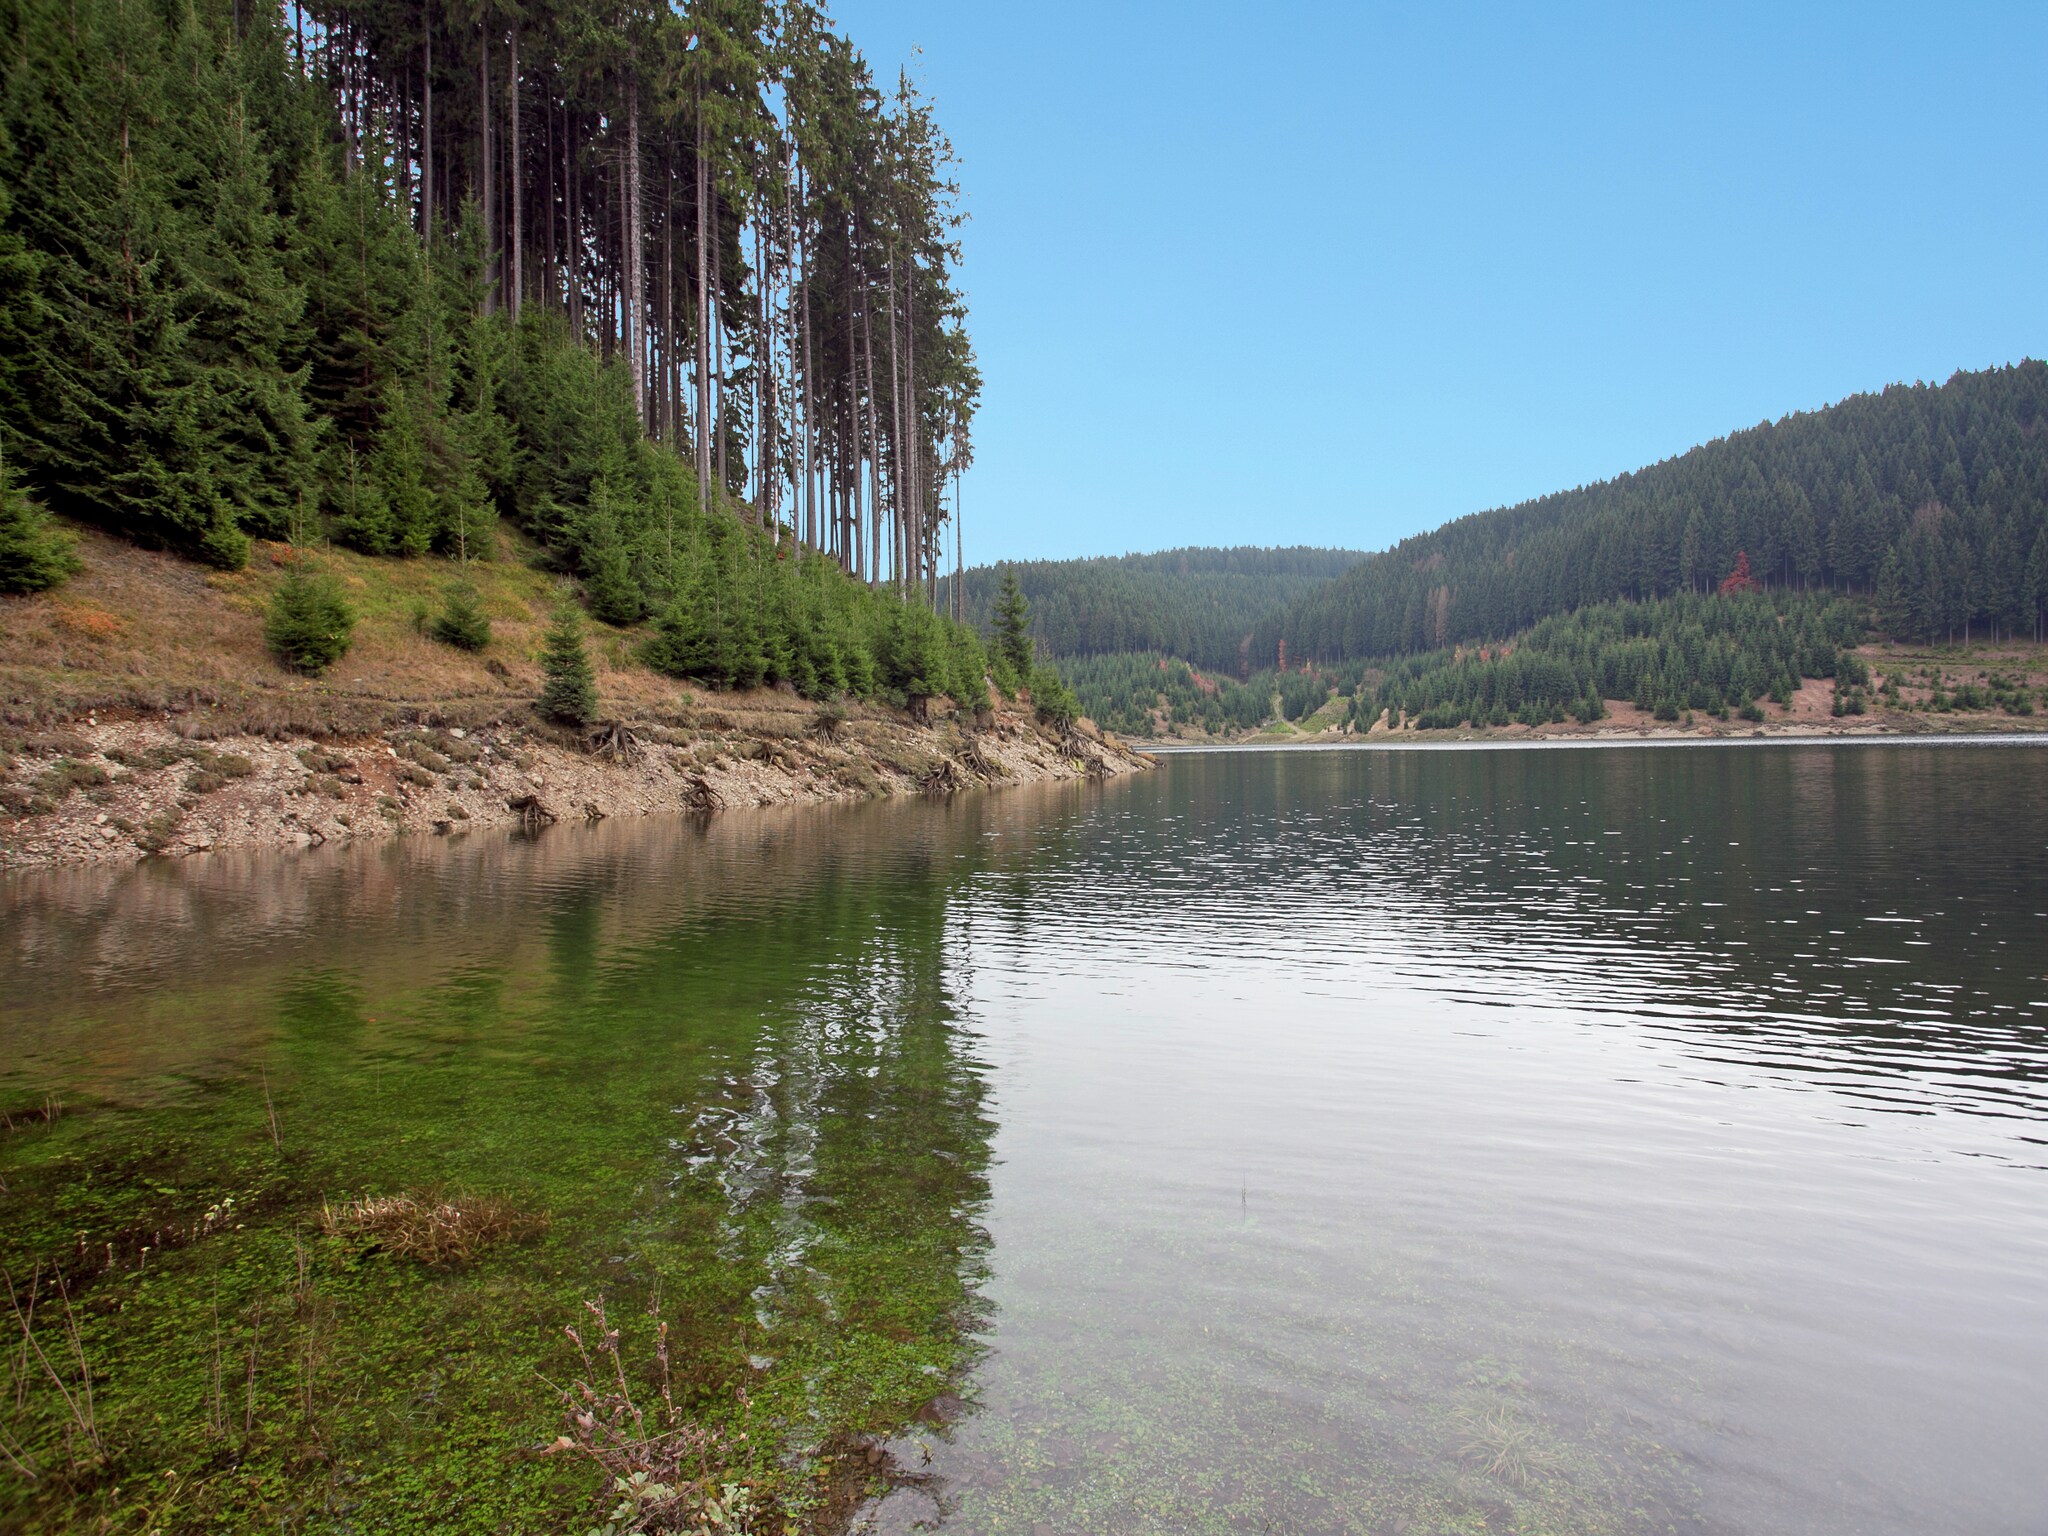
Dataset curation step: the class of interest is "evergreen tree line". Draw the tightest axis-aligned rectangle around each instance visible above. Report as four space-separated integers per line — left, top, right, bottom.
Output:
1344 591 1870 730
1256 363 2048 665
940 546 1364 671
0 0 981 621
1055 653 1325 738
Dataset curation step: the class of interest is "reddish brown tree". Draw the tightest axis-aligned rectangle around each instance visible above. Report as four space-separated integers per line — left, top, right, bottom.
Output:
1719 550 1763 595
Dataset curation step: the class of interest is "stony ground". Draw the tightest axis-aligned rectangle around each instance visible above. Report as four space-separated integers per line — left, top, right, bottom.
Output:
0 527 1149 870
0 700 1147 870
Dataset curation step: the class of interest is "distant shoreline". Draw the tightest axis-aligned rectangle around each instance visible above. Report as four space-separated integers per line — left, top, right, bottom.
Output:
1137 727 2048 753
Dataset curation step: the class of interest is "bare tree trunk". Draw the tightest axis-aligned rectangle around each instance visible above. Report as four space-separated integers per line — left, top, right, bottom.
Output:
911 268 925 602
798 160 815 553
715 268 728 508
508 28 521 315
886 248 903 591
399 65 413 216
625 74 644 423
606 137 622 364
421 10 433 236
750 208 762 515
843 264 858 572
479 25 491 311
542 90 555 308
756 204 774 539
695 98 711 520
860 277 882 587
661 171 673 443
567 110 581 337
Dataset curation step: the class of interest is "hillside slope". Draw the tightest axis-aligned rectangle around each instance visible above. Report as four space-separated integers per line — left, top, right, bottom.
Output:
941 546 1364 670
0 528 1148 869
1260 362 2048 663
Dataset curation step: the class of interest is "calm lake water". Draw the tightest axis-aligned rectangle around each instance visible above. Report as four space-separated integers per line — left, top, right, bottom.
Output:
3 741 2045 1534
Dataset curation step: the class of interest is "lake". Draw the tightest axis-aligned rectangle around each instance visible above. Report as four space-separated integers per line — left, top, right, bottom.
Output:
2 740 2045 1534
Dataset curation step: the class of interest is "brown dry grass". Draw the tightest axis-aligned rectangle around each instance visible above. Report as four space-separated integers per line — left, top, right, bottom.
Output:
0 523 908 743
320 1190 547 1265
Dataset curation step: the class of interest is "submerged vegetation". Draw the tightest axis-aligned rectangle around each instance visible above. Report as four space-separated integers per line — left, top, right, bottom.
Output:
0 839 997 1533
319 1189 546 1265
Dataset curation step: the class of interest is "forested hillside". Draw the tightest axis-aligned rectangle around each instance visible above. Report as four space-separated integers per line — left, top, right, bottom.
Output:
1348 591 1869 730
0 0 996 699
1259 363 2048 664
941 547 1363 670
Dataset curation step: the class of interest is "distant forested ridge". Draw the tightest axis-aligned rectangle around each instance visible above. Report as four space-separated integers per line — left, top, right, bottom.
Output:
1349 590 1871 731
940 547 1364 670
0 0 999 697
1259 363 2048 664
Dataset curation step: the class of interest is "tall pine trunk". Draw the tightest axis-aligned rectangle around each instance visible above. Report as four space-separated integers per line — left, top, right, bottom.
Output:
798 161 815 554
714 267 727 507
695 97 711 521
508 29 521 316
886 248 903 590
860 275 881 587
421 10 433 235
625 75 644 423
479 25 492 311
567 110 581 337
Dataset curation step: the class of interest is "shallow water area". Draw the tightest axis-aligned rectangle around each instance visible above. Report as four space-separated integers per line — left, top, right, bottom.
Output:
3 741 2045 1534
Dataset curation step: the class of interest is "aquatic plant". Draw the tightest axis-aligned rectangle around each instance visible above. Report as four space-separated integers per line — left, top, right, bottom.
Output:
1458 1405 1558 1489
548 1298 761 1534
319 1191 546 1265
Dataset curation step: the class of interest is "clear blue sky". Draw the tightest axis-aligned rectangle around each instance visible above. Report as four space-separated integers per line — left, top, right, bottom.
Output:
832 1 2048 566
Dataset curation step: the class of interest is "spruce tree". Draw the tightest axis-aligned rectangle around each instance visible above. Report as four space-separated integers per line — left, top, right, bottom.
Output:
538 595 598 725
992 569 1033 686
332 442 397 554
371 386 437 556
431 579 491 650
578 484 646 626
1874 550 1910 640
161 9 316 541
264 552 356 672
0 448 79 593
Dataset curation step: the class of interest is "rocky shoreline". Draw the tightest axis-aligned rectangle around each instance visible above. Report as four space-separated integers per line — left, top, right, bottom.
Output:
0 700 1151 871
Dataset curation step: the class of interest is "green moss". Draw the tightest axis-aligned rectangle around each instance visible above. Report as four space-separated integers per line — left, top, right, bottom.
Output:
0 877 992 1534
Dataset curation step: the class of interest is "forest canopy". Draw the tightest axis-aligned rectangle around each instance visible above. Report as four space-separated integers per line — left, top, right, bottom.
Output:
940 546 1364 670
1259 363 2048 664
0 0 995 695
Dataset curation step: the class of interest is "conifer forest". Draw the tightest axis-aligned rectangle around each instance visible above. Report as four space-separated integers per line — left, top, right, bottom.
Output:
965 366 2048 736
0 0 990 697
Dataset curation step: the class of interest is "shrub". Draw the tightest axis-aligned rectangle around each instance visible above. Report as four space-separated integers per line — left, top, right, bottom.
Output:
538 596 598 726
1031 665 1080 731
265 556 356 673
0 453 79 594
431 580 492 650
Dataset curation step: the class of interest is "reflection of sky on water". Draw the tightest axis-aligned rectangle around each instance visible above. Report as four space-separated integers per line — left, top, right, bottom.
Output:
872 744 2048 1535
4 743 2044 1535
